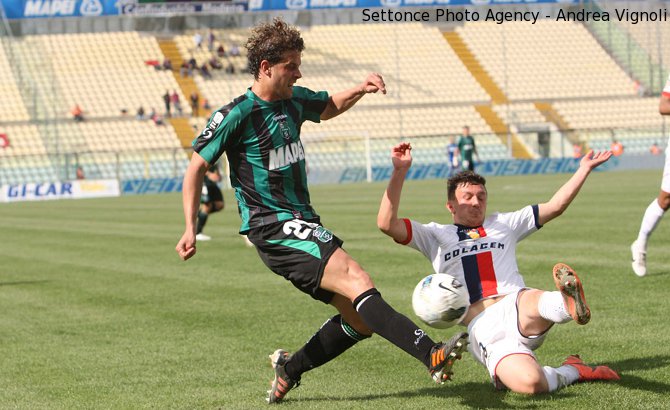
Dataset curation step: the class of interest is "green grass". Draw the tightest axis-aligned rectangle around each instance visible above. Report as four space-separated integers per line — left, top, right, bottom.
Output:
0 169 669 409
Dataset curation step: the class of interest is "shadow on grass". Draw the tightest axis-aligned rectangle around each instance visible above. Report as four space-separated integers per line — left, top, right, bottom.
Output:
609 355 670 393
279 356 670 407
0 280 49 286
284 381 576 408
647 270 670 277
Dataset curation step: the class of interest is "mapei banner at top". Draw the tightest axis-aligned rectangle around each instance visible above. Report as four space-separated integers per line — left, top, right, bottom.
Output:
2 0 121 19
1 0 247 19
247 0 577 11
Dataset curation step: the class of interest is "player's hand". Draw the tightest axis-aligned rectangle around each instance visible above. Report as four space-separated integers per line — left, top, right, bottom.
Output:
361 73 386 95
176 231 197 261
580 150 612 170
391 142 412 170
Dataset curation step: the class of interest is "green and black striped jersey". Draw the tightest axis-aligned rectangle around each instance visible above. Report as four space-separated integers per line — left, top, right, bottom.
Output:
193 86 329 234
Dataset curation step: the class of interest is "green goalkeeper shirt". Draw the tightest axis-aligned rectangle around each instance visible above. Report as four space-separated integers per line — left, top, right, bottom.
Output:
193 86 329 234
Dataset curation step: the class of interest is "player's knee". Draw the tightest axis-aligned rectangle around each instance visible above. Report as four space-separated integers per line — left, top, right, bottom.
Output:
509 372 548 394
346 265 374 291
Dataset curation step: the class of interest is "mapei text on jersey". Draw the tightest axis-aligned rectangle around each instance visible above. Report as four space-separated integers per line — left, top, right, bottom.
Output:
268 141 306 170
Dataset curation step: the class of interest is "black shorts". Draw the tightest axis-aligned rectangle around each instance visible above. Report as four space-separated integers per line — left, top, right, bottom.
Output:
247 219 343 304
201 180 223 204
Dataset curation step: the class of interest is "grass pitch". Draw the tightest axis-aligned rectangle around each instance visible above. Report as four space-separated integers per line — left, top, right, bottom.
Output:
0 169 669 409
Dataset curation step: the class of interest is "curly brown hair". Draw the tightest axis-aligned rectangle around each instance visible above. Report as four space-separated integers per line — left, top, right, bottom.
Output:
245 18 305 79
447 171 487 200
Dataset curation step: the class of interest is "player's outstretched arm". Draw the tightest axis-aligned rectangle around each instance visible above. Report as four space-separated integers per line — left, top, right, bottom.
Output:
537 150 612 226
176 152 209 261
321 73 386 120
378 142 412 242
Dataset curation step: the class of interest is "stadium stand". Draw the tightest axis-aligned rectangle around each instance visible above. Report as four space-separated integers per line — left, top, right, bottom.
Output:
457 20 634 101
6 31 189 125
1 15 668 185
176 24 496 139
0 124 57 184
0 41 29 121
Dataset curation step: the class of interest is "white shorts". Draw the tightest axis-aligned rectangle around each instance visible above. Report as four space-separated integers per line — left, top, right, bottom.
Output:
662 138 670 193
466 289 548 387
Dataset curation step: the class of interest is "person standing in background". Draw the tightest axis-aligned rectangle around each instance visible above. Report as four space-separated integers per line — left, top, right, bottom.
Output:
458 125 479 171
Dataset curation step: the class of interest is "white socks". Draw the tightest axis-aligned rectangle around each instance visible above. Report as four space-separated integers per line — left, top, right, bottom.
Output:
538 291 572 324
543 365 579 392
637 199 666 248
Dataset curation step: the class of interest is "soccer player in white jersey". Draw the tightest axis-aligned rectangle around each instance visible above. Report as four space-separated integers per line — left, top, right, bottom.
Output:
631 74 670 277
377 142 620 394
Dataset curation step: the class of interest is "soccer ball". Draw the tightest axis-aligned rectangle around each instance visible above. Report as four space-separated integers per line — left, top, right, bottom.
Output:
412 273 469 329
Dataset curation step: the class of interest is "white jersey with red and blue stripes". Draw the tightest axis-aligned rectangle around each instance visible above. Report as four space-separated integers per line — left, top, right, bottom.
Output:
400 205 541 305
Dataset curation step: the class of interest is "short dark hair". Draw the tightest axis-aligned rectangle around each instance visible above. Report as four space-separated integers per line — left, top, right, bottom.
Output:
245 18 305 79
447 171 486 200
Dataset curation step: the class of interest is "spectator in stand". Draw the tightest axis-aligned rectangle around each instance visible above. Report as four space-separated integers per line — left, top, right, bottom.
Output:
163 90 171 117
225 62 236 75
190 91 200 118
0 133 10 148
151 108 164 126
180 61 189 78
136 106 145 120
202 98 211 111
193 32 203 49
634 80 646 97
171 90 183 116
200 63 212 79
572 142 583 158
216 44 226 58
229 43 240 57
207 30 216 52
76 165 85 180
71 104 84 122
188 56 197 76
208 56 223 70
650 142 662 156
611 139 624 156
162 58 173 71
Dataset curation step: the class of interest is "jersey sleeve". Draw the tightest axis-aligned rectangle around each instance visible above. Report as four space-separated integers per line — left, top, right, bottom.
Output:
494 205 541 242
192 107 243 165
400 219 442 262
663 74 670 97
293 86 329 123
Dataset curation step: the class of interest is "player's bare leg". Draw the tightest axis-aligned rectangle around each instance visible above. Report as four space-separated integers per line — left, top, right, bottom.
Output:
496 354 549 394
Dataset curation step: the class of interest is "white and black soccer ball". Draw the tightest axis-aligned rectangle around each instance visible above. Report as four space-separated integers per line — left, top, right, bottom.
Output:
412 273 469 329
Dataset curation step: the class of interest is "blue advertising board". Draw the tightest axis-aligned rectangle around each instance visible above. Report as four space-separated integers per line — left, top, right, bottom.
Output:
247 0 577 11
2 0 121 19
1 0 577 19
0 0 247 19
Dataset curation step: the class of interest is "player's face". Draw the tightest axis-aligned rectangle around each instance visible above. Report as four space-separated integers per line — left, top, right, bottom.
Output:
268 50 302 100
448 183 487 227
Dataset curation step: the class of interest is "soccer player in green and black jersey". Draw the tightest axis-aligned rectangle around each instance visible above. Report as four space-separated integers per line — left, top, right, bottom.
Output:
458 125 480 172
194 162 223 242
175 18 467 404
